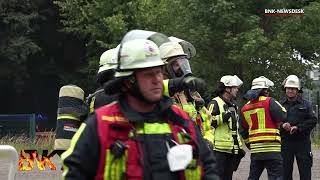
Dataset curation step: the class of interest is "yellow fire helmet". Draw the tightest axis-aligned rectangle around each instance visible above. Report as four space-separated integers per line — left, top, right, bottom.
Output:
168 36 196 59
159 41 187 62
59 85 84 100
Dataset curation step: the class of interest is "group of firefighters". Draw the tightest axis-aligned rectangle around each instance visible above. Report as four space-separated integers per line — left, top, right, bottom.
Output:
54 30 318 180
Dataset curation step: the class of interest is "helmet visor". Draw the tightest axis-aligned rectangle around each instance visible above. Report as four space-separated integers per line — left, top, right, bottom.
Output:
166 56 192 78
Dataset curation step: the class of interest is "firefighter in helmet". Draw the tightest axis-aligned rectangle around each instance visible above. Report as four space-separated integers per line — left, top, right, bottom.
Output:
160 41 208 129
280 75 317 180
86 47 118 113
207 75 245 180
62 38 219 179
241 76 287 180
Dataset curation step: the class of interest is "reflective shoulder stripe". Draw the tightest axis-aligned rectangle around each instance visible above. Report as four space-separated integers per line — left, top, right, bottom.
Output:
274 100 287 112
163 79 169 97
213 97 224 105
89 96 96 113
259 96 267 101
136 123 171 134
208 103 214 114
61 123 87 179
102 116 128 122
213 97 225 113
57 114 80 121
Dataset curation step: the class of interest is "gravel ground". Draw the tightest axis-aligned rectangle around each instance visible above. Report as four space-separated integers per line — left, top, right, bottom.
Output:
0 148 319 180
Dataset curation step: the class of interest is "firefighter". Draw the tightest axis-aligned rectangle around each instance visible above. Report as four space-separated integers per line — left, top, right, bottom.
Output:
61 39 219 179
280 75 317 180
86 47 118 113
240 76 287 180
207 75 245 180
159 41 208 129
54 85 87 154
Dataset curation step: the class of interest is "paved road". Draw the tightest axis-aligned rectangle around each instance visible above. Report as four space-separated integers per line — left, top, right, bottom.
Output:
234 148 320 179
1 149 319 180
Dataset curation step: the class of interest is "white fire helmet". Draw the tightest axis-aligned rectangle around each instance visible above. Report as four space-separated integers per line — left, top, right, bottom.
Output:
98 46 118 73
282 75 301 90
251 76 274 90
121 29 169 47
220 75 243 87
115 39 164 77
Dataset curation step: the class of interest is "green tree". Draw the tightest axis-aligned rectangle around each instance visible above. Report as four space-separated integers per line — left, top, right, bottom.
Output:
0 0 41 93
55 0 320 100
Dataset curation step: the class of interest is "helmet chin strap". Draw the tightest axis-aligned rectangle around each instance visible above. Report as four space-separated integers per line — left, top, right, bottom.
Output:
127 76 158 105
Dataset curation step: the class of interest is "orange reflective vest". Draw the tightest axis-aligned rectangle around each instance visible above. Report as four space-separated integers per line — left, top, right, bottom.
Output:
241 96 281 153
95 102 203 180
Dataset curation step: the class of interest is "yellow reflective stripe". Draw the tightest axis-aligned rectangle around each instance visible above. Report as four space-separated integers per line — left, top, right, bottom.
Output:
251 142 281 148
251 146 281 153
136 123 171 134
249 128 279 135
102 116 128 122
61 123 86 179
274 100 287 112
208 103 214 114
258 109 266 129
249 136 281 142
214 148 233 153
213 97 225 125
57 114 80 121
259 96 267 101
182 104 197 120
163 79 169 97
90 96 96 113
185 160 201 180
105 150 112 179
177 132 185 144
104 149 127 180
243 108 266 130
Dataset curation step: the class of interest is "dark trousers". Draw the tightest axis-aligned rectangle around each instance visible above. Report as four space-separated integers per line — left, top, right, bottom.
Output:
248 158 283 180
282 140 312 180
212 150 237 180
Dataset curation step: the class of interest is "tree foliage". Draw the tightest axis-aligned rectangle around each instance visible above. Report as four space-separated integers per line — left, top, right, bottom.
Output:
0 0 41 92
55 0 320 100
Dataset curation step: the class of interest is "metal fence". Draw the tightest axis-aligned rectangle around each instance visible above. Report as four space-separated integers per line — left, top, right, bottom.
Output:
0 114 36 142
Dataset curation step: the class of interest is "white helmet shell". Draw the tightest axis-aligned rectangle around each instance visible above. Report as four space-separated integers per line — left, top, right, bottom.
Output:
115 39 164 77
282 75 301 90
220 75 243 87
251 76 274 89
98 47 118 73
159 41 187 62
121 29 169 47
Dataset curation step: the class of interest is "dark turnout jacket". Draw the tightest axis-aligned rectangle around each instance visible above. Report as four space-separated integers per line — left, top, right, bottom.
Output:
280 96 317 141
62 95 220 180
